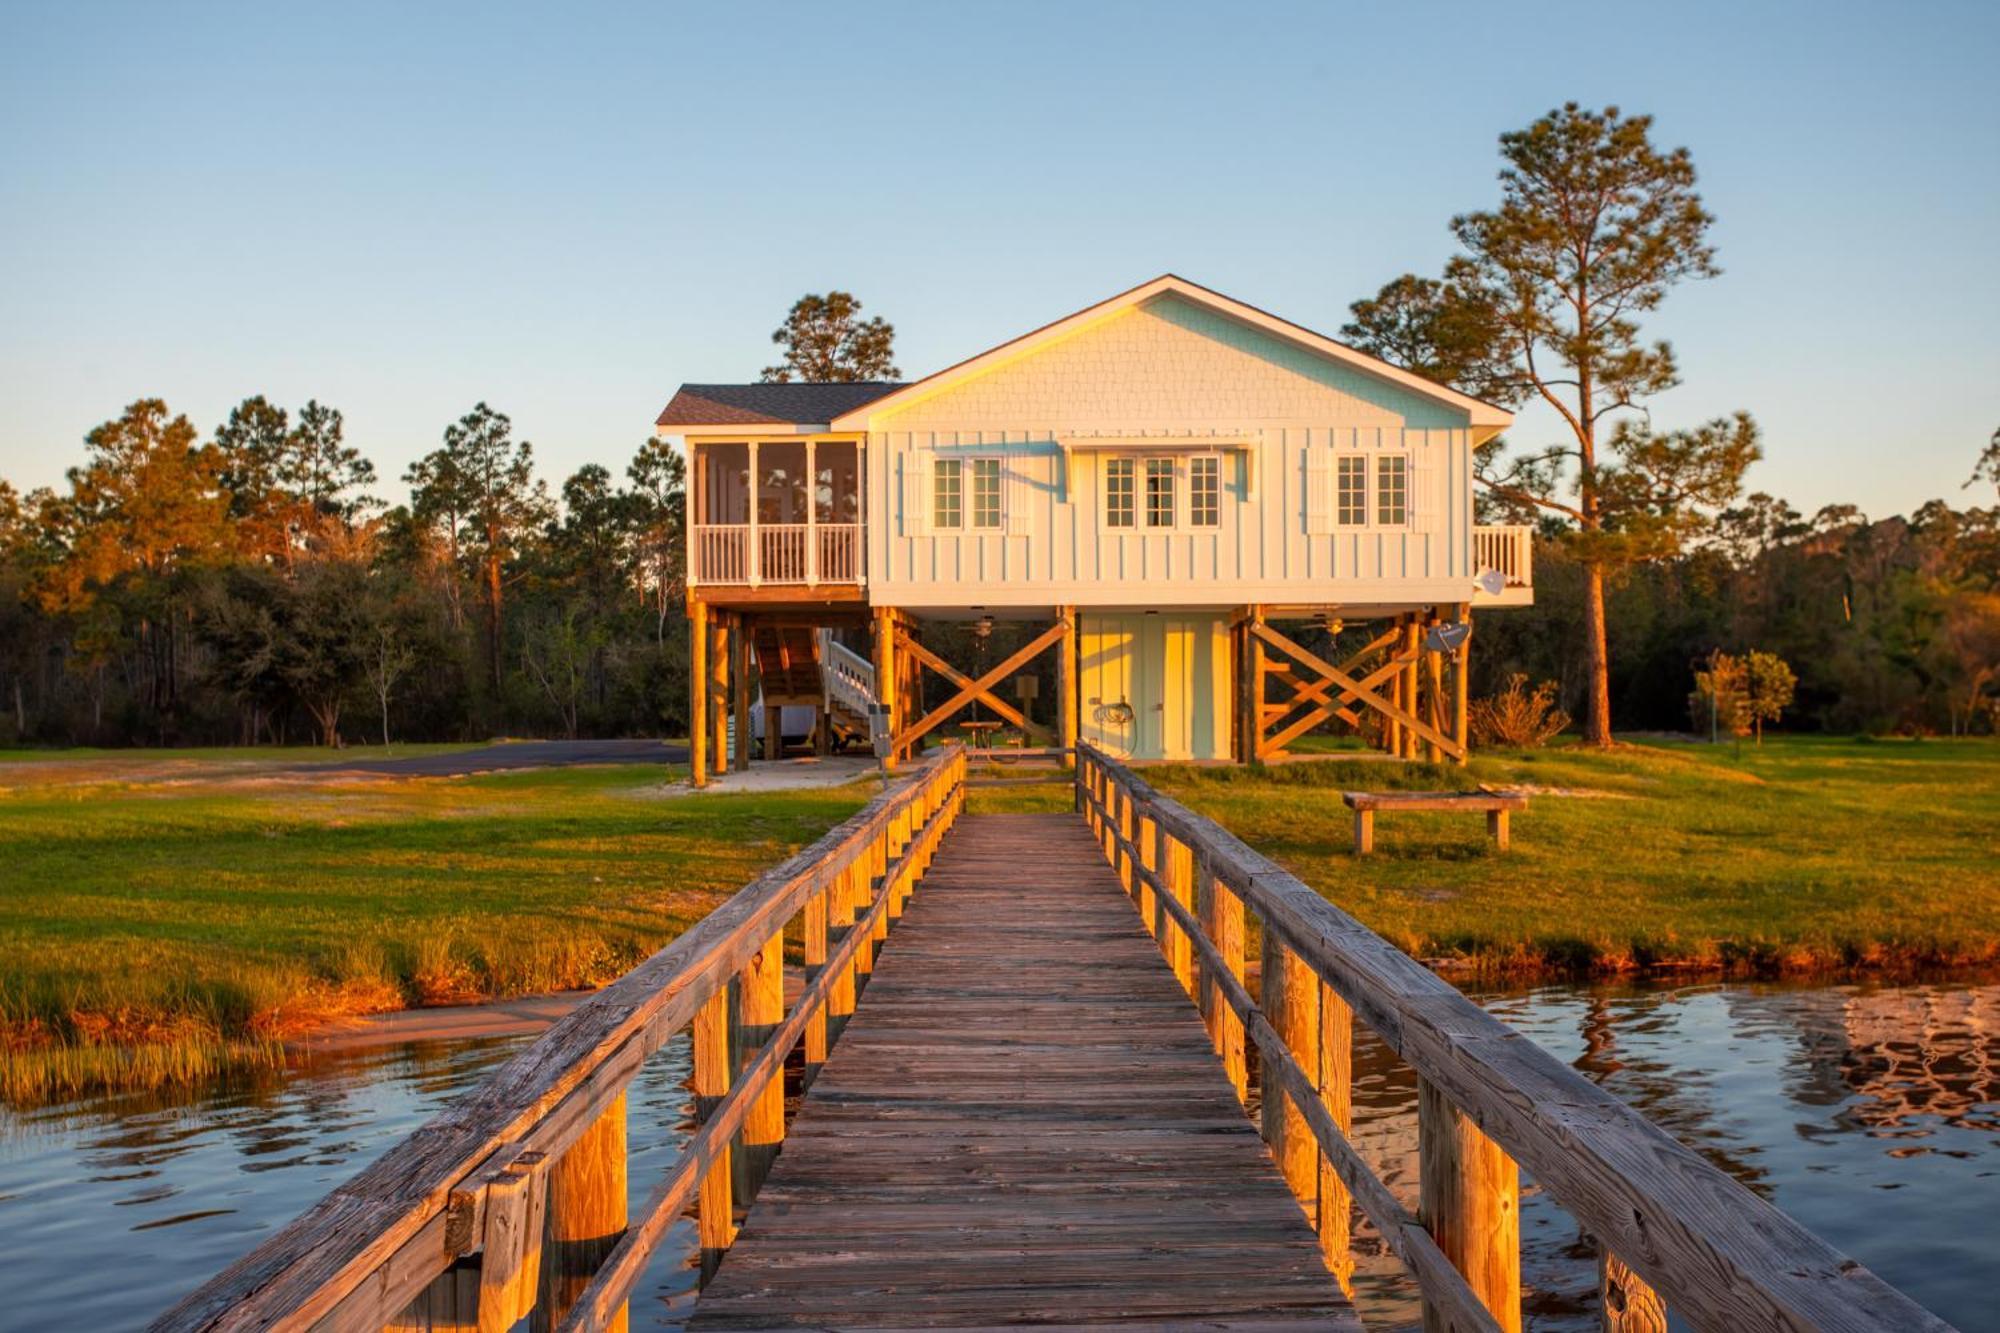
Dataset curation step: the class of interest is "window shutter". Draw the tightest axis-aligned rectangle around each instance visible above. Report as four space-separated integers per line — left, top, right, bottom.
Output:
903 450 928 537
1005 457 1036 536
1305 450 1333 535
1409 435 1440 535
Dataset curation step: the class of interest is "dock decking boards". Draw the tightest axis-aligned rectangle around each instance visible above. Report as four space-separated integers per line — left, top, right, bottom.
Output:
688 812 1360 1331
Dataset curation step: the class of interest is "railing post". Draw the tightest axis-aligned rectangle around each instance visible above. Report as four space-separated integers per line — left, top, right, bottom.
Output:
694 988 732 1283
1260 931 1319 1217
1200 862 1247 1104
831 857 862 1025
475 1150 547 1333
1164 833 1194 998
1319 981 1354 1293
1136 810 1159 938
805 884 829 1083
541 1093 628 1332
731 932 784 1204
1600 1250 1667 1332
1419 1078 1521 1333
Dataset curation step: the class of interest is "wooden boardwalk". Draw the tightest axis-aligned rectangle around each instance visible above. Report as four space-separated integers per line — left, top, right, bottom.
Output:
689 812 1360 1331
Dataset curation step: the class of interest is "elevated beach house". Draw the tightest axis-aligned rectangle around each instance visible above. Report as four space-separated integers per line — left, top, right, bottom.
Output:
657 275 1531 785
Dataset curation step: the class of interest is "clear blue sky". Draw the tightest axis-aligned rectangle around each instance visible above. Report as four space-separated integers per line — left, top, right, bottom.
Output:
3 0 1995 519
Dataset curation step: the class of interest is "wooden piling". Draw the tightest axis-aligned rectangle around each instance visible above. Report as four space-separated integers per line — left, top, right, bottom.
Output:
873 607 896 770
693 989 732 1279
709 615 730 777
1203 869 1247 1103
1600 1249 1667 1332
1418 1078 1521 1333
1318 982 1354 1293
731 616 750 772
475 1151 546 1333
689 603 708 789
804 885 829 1080
732 932 784 1203
1454 610 1472 766
1260 932 1319 1213
541 1093 628 1333
1058 605 1077 769
1163 833 1195 997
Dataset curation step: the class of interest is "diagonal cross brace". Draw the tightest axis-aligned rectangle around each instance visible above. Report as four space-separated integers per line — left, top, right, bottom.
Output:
893 621 1067 753
1257 627 1402 754
1253 622 1465 761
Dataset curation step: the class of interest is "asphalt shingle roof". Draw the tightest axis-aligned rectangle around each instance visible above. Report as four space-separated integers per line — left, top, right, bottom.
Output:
656 381 902 428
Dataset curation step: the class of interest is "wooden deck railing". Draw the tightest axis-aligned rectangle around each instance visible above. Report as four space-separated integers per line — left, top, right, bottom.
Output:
152 747 966 1333
690 522 862 587
1472 523 1532 590
1075 744 1952 1333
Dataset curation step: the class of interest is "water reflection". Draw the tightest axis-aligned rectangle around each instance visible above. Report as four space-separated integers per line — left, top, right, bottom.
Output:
2 982 1995 1332
0 1036 697 1332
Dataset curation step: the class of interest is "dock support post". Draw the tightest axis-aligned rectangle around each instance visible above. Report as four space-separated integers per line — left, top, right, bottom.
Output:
1136 812 1159 940
1261 933 1320 1218
475 1149 546 1333
542 1093 628 1332
1319 983 1354 1293
689 602 709 789
1201 864 1247 1104
1600 1250 1667 1332
1164 834 1194 997
732 932 784 1204
1419 1078 1521 1333
694 989 732 1281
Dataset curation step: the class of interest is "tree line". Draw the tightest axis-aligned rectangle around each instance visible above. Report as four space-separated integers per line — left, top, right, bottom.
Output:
0 398 689 746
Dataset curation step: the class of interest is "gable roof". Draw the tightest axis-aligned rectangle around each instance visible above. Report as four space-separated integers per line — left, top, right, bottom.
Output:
827 274 1512 433
656 381 902 429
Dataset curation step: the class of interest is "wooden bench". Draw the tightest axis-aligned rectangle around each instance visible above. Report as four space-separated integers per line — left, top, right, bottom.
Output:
1342 789 1529 854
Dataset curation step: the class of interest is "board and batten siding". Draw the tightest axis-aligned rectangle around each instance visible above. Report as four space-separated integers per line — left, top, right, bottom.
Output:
862 294 1480 610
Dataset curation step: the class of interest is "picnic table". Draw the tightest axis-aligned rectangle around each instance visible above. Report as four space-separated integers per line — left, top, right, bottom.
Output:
1342 789 1529 854
959 719 1008 749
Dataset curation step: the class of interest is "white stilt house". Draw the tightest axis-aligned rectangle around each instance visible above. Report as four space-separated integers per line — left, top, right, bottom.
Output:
662 275 1530 785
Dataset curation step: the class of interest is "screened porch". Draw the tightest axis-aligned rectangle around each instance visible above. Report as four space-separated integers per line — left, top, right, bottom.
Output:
689 437 864 588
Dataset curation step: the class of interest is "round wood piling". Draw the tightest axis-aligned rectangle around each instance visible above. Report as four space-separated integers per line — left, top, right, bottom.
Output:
1418 1078 1521 1333
689 604 708 788
731 932 784 1204
540 1093 628 1333
1318 981 1355 1292
1600 1249 1667 1332
1260 932 1320 1214
693 990 732 1283
709 616 730 776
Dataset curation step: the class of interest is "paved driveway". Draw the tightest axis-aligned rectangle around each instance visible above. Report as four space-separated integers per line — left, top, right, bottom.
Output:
301 738 688 777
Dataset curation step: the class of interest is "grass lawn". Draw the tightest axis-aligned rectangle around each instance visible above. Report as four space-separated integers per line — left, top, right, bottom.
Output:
0 756 868 1102
975 735 2000 976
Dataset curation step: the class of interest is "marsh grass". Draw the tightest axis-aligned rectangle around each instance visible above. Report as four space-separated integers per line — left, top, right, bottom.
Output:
0 760 868 1102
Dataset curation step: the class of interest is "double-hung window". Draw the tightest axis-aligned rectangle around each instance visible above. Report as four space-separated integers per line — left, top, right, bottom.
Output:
934 457 1005 530
1375 455 1408 526
969 458 1002 530
1189 456 1220 527
1336 456 1367 526
1105 457 1136 528
932 458 963 529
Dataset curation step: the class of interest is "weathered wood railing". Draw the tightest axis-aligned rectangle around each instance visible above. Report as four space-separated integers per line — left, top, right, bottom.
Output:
153 746 967 1333
1076 744 1952 1333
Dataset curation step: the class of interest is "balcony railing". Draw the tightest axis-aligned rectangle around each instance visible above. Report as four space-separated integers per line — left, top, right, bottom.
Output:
1472 524 1532 590
692 523 862 588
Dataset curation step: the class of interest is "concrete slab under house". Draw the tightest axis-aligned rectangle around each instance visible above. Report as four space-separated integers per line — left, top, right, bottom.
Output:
656 275 1533 785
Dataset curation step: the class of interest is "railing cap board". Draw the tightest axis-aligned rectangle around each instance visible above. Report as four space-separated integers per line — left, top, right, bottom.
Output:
1077 745 1953 1333
151 751 960 1333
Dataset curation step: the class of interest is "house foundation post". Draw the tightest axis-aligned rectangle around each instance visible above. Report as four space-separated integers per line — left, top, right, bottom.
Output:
1057 605 1077 769
710 614 731 776
689 601 708 789
1402 617 1422 760
731 616 750 772
1248 605 1267 763
874 607 897 771
1455 606 1472 765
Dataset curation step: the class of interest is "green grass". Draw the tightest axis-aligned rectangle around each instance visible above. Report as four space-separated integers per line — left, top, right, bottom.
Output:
1140 735 2000 977
0 756 868 1102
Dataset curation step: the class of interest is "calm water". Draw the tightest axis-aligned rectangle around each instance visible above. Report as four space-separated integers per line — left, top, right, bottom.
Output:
2 982 1995 1331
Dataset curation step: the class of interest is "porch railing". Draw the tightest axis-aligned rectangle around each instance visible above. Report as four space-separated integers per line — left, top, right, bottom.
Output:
818 629 879 720
1472 524 1532 589
691 522 862 588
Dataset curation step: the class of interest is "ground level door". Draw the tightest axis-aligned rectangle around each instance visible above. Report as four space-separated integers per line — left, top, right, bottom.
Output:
1079 612 1230 761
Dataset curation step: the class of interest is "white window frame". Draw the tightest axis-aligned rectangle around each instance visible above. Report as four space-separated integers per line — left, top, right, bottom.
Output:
1104 456 1137 529
1335 454 1368 527
1375 453 1410 527
932 457 964 530
1143 457 1177 529
968 457 1004 530
1188 453 1221 528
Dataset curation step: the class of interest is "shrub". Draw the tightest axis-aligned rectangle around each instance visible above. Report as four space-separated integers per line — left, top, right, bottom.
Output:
1469 674 1571 747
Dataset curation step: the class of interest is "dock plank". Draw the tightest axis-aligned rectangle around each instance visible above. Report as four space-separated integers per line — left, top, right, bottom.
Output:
689 813 1357 1331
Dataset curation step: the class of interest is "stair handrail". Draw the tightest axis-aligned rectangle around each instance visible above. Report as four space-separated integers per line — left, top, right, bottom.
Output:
818 629 879 715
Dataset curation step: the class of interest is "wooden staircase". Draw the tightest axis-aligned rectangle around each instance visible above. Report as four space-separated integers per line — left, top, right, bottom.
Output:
745 623 876 749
